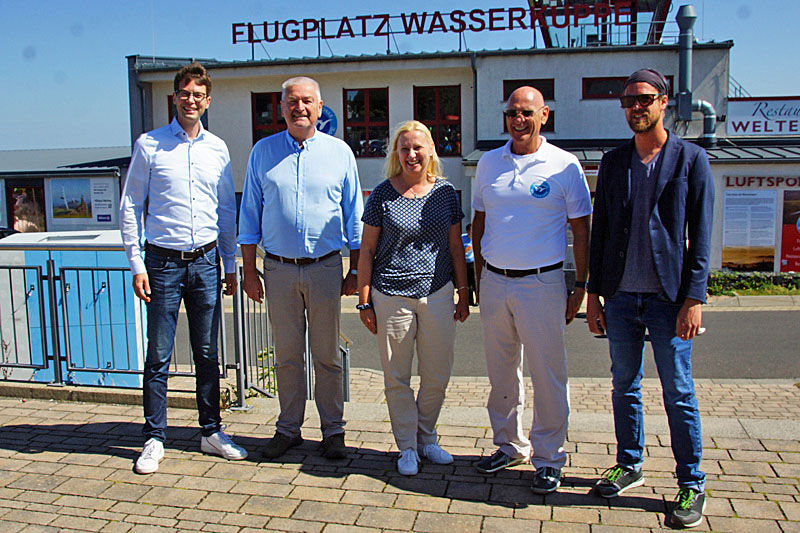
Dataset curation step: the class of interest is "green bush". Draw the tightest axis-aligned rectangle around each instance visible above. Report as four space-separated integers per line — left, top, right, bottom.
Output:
708 271 800 296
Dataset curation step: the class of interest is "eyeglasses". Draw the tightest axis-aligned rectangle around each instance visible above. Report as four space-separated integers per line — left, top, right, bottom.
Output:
503 107 544 118
619 94 662 108
176 90 208 101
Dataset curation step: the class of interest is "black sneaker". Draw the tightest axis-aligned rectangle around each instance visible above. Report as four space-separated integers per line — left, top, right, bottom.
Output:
261 432 303 460
320 432 347 459
669 488 706 529
594 464 645 498
530 466 561 494
475 449 526 473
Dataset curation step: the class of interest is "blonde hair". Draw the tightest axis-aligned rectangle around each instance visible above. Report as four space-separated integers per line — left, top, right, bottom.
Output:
384 120 443 180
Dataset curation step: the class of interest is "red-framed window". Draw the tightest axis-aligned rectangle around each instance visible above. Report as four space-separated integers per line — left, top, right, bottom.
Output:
501 80 555 133
252 92 286 144
344 88 389 157
414 85 461 156
582 76 674 99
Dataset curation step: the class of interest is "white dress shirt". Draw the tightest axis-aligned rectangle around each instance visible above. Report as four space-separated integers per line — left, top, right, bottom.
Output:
119 118 237 275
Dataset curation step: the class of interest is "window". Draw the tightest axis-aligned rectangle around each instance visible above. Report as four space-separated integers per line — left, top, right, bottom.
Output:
344 88 389 157
414 85 461 156
583 76 674 99
252 92 286 144
501 80 555 133
503 79 555 101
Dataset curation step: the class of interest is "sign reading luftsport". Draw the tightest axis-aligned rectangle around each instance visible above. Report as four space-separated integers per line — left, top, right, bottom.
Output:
232 3 634 44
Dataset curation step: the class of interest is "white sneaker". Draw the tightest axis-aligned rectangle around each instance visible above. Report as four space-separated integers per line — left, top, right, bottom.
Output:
397 448 419 476
201 430 248 460
135 438 165 474
418 443 454 465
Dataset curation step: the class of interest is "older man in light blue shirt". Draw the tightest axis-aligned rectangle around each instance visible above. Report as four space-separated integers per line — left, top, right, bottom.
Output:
120 62 247 474
239 76 362 461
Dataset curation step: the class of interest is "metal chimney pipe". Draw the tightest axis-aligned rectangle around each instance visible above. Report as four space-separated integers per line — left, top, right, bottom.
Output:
676 5 696 96
675 4 717 147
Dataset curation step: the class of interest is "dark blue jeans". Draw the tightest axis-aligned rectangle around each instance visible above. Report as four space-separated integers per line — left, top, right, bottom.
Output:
143 247 222 442
604 291 705 492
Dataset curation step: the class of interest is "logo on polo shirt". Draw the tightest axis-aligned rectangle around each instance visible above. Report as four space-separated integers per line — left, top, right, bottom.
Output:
530 181 550 198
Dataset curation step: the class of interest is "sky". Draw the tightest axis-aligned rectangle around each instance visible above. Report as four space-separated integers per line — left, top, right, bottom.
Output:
1 0 797 151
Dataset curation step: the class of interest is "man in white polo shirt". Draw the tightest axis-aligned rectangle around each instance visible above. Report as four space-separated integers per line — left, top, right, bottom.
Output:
472 86 592 494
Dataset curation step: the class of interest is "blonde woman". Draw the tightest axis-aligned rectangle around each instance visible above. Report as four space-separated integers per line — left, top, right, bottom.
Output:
357 120 469 476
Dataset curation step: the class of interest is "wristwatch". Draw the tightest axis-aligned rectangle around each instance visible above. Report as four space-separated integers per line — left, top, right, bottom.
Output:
356 302 372 311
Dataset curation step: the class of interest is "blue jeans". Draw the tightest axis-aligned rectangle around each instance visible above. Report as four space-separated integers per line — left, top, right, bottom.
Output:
604 291 705 492
143 247 222 442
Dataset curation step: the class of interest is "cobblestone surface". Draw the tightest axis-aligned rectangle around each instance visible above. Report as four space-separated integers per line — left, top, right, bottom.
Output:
1 371 799 532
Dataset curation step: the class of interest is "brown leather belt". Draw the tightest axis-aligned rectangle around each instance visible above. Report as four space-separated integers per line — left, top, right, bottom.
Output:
486 261 563 278
264 249 339 266
145 241 217 261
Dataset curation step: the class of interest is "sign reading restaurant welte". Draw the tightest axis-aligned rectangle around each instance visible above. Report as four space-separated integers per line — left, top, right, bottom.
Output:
232 2 634 44
727 97 800 137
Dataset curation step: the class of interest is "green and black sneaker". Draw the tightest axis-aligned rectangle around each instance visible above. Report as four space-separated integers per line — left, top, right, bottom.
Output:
669 488 706 528
594 464 644 498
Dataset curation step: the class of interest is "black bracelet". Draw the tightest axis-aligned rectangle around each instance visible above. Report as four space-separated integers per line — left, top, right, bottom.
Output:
574 281 587 289
356 302 372 311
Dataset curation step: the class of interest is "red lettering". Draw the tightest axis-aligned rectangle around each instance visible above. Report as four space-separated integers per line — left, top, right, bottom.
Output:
283 19 300 41
594 2 611 25
302 19 318 40
776 120 786 131
232 23 246 44
776 177 785 186
747 177 755 186
488 8 504 30
321 19 335 39
508 7 527 30
468 9 486 32
753 121 762 132
247 23 261 43
725 176 733 187
551 6 570 28
791 121 798 132
355 15 370 37
789 177 799 187
764 121 774 133
731 121 750 133
449 10 467 32
573 4 592 26
428 11 447 33
336 17 354 39
530 7 547 28
374 14 389 36
615 0 634 25
263 21 279 42
401 12 427 34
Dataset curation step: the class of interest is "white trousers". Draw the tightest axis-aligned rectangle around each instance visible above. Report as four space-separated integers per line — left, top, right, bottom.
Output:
372 282 456 451
479 268 569 469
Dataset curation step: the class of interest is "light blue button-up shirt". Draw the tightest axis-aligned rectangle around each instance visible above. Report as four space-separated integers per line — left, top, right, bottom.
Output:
119 118 237 275
238 130 363 257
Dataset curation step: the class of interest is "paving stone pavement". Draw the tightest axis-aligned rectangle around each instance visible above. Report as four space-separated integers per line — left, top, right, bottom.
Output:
1 371 799 532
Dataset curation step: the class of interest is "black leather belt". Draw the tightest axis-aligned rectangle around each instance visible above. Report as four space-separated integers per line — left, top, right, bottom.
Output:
486 261 563 278
145 241 216 261
264 249 339 266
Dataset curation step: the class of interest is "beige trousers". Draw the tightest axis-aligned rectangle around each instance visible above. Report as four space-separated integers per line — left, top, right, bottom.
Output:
479 268 569 469
264 253 344 439
372 282 456 451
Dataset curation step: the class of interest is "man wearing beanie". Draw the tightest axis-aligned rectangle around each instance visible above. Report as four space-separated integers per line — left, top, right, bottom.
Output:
586 68 714 528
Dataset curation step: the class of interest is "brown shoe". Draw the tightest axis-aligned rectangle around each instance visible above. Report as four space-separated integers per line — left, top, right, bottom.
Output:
320 432 347 459
261 432 303 460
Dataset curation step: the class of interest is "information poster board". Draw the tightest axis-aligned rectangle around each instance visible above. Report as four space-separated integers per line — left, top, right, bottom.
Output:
781 190 800 272
722 190 776 271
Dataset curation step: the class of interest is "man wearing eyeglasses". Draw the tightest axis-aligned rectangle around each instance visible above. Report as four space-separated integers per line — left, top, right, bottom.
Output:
120 62 247 474
471 86 592 494
586 68 713 528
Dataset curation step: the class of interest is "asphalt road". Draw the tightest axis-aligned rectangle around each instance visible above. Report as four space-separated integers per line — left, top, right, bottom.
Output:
173 308 800 380
340 308 800 379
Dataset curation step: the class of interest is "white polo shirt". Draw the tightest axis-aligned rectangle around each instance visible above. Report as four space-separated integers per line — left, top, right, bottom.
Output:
473 138 592 270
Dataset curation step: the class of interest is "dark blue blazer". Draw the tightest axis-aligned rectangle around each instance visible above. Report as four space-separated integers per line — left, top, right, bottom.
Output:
587 132 714 303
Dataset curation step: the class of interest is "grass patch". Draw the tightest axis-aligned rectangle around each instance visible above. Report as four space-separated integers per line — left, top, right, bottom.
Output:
708 271 800 296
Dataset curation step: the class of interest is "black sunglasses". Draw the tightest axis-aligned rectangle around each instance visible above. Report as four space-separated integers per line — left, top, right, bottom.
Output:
503 108 541 118
619 94 663 108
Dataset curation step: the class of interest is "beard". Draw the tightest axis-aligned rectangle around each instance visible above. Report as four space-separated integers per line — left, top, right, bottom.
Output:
627 108 662 133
